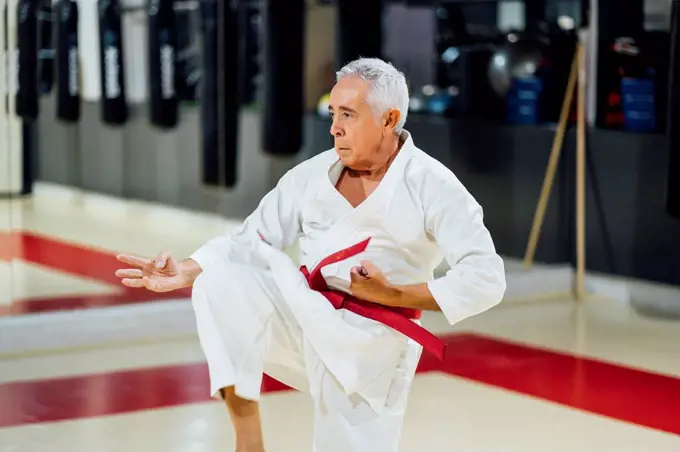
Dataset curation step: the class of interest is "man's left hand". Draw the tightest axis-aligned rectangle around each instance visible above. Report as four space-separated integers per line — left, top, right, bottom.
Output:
350 260 397 304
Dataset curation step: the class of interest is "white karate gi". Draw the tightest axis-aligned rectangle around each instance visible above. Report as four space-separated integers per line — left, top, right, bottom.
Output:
189 130 506 451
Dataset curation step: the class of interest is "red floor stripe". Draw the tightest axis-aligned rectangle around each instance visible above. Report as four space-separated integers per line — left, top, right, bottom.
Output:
2 232 192 315
6 291 189 315
1 333 679 435
14 233 127 286
419 334 680 436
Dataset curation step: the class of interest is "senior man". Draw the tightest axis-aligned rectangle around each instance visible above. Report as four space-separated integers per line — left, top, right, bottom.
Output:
116 57 506 452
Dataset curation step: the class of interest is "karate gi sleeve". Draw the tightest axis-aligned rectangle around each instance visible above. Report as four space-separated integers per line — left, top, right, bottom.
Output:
188 169 302 270
423 175 506 326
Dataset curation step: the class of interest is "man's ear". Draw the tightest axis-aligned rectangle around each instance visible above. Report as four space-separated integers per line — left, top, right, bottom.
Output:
383 109 401 132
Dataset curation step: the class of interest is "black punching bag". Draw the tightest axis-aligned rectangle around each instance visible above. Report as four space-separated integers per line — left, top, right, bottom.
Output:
98 0 127 125
54 0 80 122
38 1 53 94
147 0 178 129
336 0 382 68
668 0 680 219
262 0 304 156
200 0 239 187
199 0 219 185
219 0 240 185
16 0 40 120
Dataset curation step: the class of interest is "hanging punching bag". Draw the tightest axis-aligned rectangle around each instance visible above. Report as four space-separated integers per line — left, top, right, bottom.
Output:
54 0 79 122
199 0 219 185
98 0 127 125
147 0 177 129
219 0 239 186
38 1 53 94
16 0 40 120
667 0 680 219
200 0 239 187
336 0 382 68
262 0 304 156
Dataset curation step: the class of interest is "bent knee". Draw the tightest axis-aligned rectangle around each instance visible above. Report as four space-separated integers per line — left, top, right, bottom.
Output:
192 262 266 302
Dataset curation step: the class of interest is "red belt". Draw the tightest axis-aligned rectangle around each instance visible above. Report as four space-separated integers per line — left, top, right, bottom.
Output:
300 238 446 361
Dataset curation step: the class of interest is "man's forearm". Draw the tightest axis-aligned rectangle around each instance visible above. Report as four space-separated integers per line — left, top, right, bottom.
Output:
374 283 441 311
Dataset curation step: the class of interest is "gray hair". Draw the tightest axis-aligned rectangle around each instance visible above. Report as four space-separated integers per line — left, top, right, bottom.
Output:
336 57 409 133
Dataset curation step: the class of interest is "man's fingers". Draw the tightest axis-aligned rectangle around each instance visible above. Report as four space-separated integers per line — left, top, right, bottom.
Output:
117 254 152 269
121 278 146 288
115 268 143 278
121 276 165 292
154 251 172 270
350 266 367 280
359 260 380 274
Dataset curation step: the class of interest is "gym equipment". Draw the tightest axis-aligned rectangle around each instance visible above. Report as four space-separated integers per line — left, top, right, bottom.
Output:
238 2 260 105
175 5 201 102
421 85 455 116
38 1 53 94
199 0 218 184
455 45 503 120
336 0 381 68
599 33 670 131
54 0 79 122
147 0 178 129
620 78 656 132
667 0 680 219
220 0 239 185
506 76 543 125
488 36 545 99
262 0 304 156
524 43 590 301
16 0 40 120
98 0 127 125
199 0 239 187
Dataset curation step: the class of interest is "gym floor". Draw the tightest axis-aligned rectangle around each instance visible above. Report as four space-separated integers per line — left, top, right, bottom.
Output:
1 183 679 451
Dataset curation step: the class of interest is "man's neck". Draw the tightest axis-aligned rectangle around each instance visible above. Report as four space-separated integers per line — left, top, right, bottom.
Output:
349 135 404 181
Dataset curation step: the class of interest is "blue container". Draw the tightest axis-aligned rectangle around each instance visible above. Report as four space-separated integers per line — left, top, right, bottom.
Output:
621 77 654 95
623 109 656 132
620 78 657 132
506 101 539 125
506 77 543 125
621 93 655 111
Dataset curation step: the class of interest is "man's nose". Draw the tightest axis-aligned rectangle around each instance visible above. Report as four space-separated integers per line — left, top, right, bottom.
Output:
330 120 344 137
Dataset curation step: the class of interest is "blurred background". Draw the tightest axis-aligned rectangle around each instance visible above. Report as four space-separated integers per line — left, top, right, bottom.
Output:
1 0 679 451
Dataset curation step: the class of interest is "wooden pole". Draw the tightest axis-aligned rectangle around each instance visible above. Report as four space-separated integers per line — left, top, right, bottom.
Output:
523 46 580 269
575 42 587 300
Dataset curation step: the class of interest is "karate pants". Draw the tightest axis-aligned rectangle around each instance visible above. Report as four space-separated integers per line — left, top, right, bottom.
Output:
191 261 420 452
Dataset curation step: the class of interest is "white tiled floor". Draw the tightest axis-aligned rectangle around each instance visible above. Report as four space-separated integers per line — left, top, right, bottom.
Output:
0 299 679 452
0 261 118 305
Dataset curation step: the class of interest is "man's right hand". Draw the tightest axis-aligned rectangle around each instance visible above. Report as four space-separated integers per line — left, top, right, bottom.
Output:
115 252 200 292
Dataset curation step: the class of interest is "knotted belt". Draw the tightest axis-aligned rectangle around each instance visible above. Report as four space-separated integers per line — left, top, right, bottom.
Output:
299 238 446 361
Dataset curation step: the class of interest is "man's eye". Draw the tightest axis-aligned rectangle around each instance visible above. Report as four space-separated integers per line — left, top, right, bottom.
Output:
343 112 351 119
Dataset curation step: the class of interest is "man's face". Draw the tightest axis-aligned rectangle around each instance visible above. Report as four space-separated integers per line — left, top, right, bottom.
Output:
328 77 393 170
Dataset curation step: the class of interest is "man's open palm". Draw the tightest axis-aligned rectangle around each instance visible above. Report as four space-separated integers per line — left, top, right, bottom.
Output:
115 252 187 292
